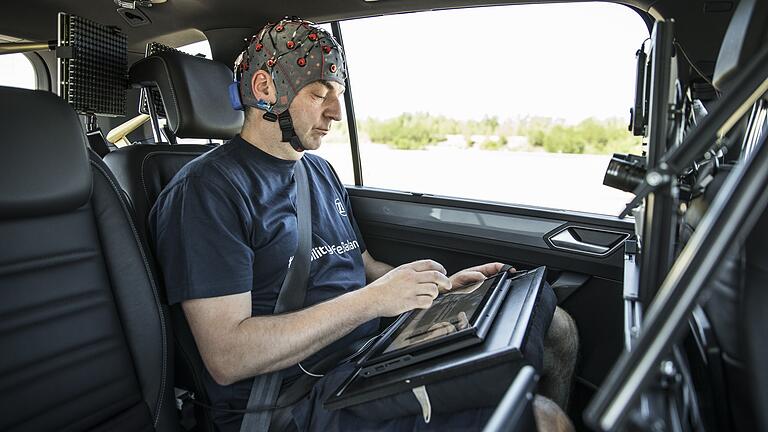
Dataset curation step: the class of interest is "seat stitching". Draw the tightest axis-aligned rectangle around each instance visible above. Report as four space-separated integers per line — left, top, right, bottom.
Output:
150 57 180 130
139 150 206 207
90 160 168 428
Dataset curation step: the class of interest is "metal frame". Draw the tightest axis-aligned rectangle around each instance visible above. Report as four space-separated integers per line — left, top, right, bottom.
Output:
482 366 538 432
638 20 678 306
585 44 768 431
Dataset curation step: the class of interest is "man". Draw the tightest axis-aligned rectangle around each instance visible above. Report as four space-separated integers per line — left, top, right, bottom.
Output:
150 18 576 432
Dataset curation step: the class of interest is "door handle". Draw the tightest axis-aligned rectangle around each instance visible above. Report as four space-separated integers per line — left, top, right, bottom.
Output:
550 229 610 254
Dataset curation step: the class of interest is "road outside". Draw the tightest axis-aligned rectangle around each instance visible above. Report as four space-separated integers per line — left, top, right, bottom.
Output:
315 141 634 217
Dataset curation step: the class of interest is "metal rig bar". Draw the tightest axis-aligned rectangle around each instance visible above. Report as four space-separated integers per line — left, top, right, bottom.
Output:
0 40 55 55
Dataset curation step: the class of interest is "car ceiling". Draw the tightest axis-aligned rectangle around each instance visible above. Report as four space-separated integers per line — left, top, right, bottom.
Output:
1 0 737 81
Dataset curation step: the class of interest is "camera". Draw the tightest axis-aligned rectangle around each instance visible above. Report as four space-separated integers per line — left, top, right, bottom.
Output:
603 153 647 193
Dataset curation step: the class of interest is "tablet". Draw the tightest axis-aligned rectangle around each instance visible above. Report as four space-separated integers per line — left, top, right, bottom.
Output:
358 267 521 377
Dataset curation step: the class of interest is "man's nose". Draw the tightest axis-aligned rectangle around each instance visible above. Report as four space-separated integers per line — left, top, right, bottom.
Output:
325 95 343 121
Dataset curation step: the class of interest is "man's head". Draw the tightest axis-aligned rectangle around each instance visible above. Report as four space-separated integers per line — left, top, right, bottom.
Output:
233 18 347 151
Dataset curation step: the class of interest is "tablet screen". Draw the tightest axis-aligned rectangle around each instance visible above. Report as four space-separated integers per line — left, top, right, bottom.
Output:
382 273 502 354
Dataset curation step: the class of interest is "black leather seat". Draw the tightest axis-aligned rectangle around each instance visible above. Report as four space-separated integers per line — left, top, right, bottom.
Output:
105 50 243 238
103 50 243 431
0 86 177 431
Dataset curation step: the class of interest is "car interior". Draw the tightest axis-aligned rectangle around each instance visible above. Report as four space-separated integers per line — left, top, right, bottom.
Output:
1 0 767 431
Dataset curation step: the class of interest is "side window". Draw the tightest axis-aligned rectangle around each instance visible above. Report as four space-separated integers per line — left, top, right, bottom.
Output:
311 23 355 185
177 40 212 59
0 53 37 89
334 3 649 215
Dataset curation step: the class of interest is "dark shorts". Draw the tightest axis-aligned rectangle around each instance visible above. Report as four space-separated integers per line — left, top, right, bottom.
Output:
288 283 557 432
290 362 495 432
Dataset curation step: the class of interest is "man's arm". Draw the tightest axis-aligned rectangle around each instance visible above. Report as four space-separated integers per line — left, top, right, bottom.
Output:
362 250 394 282
183 259 450 386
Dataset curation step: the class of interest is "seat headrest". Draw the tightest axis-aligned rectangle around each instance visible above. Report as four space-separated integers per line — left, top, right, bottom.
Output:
129 51 243 139
0 87 91 219
713 0 768 89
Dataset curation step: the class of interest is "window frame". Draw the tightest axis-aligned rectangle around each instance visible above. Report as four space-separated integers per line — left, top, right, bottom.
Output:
326 4 652 216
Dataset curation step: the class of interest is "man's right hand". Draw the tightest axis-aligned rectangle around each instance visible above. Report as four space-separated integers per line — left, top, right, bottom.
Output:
362 259 450 317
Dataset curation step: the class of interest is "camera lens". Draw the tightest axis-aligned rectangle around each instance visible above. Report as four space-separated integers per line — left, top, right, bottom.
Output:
603 153 646 193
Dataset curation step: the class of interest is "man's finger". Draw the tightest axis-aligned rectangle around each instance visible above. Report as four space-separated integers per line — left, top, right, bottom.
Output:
457 311 469 330
416 270 451 285
417 296 434 309
469 262 505 276
406 259 447 274
417 283 439 299
453 271 486 285
416 271 451 293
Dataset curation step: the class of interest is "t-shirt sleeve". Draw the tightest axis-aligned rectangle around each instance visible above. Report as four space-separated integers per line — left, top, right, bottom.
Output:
150 177 254 305
324 160 367 254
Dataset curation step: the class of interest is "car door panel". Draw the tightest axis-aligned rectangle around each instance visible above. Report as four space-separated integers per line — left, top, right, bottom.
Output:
349 187 632 399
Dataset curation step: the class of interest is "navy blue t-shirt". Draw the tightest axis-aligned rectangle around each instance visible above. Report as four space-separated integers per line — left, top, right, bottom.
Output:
149 135 379 427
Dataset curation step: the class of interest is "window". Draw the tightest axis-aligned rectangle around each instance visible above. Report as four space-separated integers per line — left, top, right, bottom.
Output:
177 39 212 59
0 53 36 89
309 23 356 185
327 3 649 215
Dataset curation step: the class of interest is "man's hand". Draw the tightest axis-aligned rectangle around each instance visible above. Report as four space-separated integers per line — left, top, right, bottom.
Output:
363 259 450 317
446 262 506 293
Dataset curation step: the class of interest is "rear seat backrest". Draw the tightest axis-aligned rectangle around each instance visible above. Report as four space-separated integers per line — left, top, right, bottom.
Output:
0 86 177 431
106 144 216 238
103 50 244 430
105 50 244 236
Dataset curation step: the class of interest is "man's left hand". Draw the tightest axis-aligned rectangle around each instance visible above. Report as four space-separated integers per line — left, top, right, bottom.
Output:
445 262 506 293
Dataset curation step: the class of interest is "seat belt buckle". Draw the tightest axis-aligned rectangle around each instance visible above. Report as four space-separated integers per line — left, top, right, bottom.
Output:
174 387 195 411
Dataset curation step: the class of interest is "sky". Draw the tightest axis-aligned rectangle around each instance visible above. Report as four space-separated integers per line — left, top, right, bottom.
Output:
1 2 649 124
338 3 649 124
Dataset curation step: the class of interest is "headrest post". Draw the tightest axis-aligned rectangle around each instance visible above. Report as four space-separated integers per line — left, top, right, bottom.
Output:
145 89 165 143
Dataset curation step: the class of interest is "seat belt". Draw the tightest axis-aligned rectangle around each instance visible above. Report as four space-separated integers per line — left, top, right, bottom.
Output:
240 159 312 432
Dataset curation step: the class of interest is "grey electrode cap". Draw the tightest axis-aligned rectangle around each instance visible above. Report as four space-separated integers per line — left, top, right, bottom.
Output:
235 17 347 114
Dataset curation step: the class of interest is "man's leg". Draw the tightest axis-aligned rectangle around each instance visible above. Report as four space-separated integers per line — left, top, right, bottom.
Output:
533 395 575 432
538 306 579 410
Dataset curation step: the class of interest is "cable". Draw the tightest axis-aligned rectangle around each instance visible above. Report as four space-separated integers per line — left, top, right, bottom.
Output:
674 40 721 97
297 332 384 378
298 362 325 378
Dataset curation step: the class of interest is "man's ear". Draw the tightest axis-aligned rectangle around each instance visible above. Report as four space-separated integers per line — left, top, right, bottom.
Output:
250 70 276 104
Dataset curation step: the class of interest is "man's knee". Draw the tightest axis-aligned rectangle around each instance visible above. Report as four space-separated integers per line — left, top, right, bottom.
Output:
545 306 579 360
533 395 575 432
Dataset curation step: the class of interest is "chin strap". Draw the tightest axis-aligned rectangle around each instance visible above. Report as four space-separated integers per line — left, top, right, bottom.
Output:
262 110 305 152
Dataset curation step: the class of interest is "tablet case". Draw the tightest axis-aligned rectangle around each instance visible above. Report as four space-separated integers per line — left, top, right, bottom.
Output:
324 266 549 421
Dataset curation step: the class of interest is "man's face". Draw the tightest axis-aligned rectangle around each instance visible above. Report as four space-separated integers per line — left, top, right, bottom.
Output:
288 80 345 151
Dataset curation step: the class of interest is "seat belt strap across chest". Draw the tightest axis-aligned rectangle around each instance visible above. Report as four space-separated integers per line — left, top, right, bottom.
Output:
240 159 312 432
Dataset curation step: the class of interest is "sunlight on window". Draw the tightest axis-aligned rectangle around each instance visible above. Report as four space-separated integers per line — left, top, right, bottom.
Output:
0 53 36 89
325 3 649 216
177 40 212 59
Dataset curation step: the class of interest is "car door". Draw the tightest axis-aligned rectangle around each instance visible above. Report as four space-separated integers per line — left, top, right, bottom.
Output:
314 3 649 423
